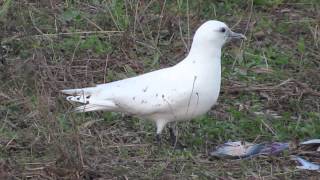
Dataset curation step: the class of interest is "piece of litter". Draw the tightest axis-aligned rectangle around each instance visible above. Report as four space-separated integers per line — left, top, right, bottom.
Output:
259 142 289 155
300 139 320 145
210 139 320 159
210 141 264 158
300 139 320 151
291 156 320 171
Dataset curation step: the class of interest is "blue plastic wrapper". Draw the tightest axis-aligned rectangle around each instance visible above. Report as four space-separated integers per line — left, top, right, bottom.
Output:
210 139 320 171
210 141 288 159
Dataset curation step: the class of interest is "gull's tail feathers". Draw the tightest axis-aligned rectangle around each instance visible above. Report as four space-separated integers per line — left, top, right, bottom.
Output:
70 99 117 112
60 87 96 96
61 86 118 112
73 104 107 113
64 93 117 112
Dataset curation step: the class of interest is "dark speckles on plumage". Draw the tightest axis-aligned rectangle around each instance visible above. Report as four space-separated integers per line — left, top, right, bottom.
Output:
77 97 80 100
155 93 158 97
141 100 147 104
132 97 136 100
142 86 148 92
162 94 165 98
86 95 91 99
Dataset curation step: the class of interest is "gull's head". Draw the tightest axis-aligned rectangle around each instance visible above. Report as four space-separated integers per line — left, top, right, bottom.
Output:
192 20 246 49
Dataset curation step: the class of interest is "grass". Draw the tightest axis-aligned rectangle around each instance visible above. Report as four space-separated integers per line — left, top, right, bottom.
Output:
0 0 320 179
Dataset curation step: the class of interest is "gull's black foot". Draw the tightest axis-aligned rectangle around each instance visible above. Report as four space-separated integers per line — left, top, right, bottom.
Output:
156 134 162 146
169 126 177 147
168 126 187 150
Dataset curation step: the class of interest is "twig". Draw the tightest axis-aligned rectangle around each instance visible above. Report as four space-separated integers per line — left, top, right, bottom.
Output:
76 127 84 167
107 144 149 148
71 39 81 63
293 79 320 96
102 1 121 31
223 79 320 97
103 55 109 83
82 15 104 31
0 92 10 99
28 9 51 40
178 17 188 51
186 76 197 115
5 137 16 148
32 31 123 37
186 0 190 49
260 119 276 135
155 0 166 45
244 0 254 36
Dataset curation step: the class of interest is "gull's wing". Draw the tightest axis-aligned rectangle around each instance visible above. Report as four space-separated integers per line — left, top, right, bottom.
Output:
61 65 194 115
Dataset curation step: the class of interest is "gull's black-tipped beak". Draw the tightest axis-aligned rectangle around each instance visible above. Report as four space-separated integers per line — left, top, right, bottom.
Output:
228 30 246 40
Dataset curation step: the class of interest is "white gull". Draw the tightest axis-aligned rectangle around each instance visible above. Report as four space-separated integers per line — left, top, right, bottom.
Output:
61 20 246 141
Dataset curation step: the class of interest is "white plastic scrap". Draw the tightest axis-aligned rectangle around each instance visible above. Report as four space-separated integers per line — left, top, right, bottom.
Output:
291 156 320 171
300 139 320 145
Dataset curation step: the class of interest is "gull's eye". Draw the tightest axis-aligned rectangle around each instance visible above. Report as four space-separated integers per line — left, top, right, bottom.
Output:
220 27 226 33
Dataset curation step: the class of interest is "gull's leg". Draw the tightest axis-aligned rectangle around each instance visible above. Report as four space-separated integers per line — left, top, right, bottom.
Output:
168 123 186 149
155 120 167 146
156 134 162 145
168 124 177 147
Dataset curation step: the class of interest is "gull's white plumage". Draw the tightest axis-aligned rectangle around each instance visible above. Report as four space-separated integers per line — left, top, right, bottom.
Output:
61 20 245 136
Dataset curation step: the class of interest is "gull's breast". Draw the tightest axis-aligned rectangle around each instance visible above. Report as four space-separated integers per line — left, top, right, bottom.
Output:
158 65 221 122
